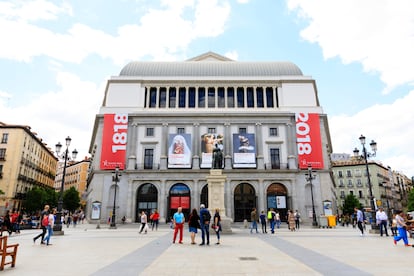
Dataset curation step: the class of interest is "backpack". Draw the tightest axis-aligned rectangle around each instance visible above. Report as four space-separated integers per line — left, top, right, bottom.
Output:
202 210 211 222
42 215 49 227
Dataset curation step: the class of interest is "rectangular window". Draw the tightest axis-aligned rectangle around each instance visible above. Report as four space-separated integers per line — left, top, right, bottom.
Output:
237 87 244 107
338 171 343 178
146 128 154 137
217 87 225 107
266 87 274 107
227 87 234 108
177 128 185 134
198 87 205 108
340 191 345 198
1 133 8 144
144 149 154 169
347 180 353 187
339 179 344 187
239 128 247 134
0 148 6 160
270 148 280 169
346 170 352 177
358 190 363 198
188 87 196 108
357 179 362 187
349 190 354 196
256 87 264 107
178 87 186 108
159 87 166 108
149 87 157 108
247 87 254 108
169 87 176 108
269 127 278 136
208 87 215 108
208 128 216 134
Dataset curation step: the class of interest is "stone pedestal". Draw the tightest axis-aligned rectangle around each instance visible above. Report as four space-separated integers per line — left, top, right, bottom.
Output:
206 169 232 233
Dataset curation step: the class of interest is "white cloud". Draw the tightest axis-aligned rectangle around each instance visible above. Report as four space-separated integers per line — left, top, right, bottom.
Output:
0 0 71 22
287 0 414 93
329 90 414 176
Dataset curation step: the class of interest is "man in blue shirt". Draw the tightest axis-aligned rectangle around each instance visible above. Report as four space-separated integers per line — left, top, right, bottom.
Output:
172 207 185 244
354 207 365 236
199 204 211 246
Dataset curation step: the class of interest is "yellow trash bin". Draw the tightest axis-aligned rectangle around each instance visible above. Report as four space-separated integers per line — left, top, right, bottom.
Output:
327 215 336 227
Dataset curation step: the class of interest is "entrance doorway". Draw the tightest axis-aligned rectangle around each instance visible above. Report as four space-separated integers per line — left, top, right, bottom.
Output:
266 183 288 221
168 183 191 221
234 183 256 222
136 183 158 222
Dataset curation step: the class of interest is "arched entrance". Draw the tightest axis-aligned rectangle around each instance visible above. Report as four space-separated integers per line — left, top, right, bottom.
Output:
168 183 191 221
234 183 256 222
267 183 288 221
200 184 208 208
136 183 158 222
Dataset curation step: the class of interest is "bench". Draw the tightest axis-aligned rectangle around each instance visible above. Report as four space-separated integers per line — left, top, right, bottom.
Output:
0 236 19 270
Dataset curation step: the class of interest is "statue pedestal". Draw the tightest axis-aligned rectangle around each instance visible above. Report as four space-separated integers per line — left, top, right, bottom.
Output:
206 169 232 233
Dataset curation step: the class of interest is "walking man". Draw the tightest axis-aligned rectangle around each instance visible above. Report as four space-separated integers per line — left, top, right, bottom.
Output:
199 204 211 245
375 207 389 236
354 207 365 236
172 207 185 244
33 205 50 244
250 208 258 234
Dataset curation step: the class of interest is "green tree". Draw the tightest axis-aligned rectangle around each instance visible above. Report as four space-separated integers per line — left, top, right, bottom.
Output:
342 194 362 215
63 187 80 212
23 187 57 213
407 189 414 211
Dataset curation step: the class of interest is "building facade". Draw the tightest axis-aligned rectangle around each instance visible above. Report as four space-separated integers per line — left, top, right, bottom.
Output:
0 122 57 214
86 52 336 224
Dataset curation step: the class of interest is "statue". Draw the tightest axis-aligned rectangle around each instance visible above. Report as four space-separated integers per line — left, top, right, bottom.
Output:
212 144 223 169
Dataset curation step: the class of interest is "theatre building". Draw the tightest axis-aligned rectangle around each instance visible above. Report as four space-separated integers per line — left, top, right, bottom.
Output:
86 52 336 224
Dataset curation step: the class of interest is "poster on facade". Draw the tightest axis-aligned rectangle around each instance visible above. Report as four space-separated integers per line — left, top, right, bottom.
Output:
91 201 101 220
232 133 256 168
323 201 333 216
276 196 287 209
200 133 224 168
100 113 128 170
295 113 324 169
168 134 192 168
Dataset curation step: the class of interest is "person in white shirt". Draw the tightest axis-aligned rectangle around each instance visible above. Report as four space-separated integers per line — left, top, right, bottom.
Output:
375 207 389 237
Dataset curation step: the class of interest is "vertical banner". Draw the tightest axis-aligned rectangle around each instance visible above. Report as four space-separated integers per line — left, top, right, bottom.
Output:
200 133 224 168
295 113 324 169
232 133 256 168
100 113 128 170
168 134 192 168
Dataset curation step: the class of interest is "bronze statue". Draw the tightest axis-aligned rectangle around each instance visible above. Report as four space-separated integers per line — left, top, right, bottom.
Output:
212 144 223 169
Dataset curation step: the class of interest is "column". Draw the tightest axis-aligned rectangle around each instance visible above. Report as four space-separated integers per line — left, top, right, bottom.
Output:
224 122 231 169
193 122 200 169
160 123 168 170
255 122 264 169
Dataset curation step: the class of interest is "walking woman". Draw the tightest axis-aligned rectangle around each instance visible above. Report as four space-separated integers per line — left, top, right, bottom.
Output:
288 210 296 231
213 208 222 244
188 208 200 244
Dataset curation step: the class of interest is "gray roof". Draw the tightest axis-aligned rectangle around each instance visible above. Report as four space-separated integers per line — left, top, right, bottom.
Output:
119 61 303 77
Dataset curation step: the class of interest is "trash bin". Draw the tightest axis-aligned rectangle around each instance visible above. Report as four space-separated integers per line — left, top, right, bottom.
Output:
327 215 336 228
317 216 328 228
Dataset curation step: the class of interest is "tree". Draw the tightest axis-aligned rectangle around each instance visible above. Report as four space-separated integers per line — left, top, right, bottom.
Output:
342 194 362 215
23 187 57 214
407 189 414 211
63 187 80 213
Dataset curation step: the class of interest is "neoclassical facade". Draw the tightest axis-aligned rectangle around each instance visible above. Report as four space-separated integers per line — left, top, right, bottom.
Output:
86 52 336 224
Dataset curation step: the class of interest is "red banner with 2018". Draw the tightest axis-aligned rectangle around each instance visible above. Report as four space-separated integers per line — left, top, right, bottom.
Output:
100 114 128 170
296 113 324 169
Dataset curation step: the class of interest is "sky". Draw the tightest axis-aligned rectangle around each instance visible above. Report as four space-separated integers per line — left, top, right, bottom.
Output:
0 0 413 177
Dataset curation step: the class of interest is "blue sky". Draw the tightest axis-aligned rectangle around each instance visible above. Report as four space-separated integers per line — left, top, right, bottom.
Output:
0 0 413 177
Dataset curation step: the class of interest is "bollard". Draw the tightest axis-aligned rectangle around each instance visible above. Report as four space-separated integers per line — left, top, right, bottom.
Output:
243 219 248 228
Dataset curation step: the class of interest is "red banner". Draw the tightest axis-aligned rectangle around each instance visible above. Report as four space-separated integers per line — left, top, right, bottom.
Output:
296 113 324 169
100 114 128 170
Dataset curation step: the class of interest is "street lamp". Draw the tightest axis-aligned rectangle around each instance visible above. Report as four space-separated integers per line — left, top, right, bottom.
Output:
381 181 392 225
305 164 318 227
353 134 377 230
110 166 121 229
55 136 78 233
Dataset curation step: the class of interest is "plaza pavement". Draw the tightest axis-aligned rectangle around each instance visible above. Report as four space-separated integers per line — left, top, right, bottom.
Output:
2 222 413 276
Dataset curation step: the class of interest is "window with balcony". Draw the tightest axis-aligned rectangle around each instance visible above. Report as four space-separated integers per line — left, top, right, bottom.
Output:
144 149 154 169
338 171 343 178
339 179 344 187
358 190 363 198
0 148 6 160
347 180 353 187
1 133 8 144
270 148 280 169
346 170 352 177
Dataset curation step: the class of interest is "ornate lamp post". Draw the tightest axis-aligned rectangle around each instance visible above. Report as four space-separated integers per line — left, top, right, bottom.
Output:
305 164 318 227
381 181 392 225
55 136 78 233
110 166 121 229
353 134 377 230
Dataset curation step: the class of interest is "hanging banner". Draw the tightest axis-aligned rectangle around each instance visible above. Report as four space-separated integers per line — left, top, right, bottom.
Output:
295 113 324 169
100 113 128 170
232 133 256 168
168 134 192 168
200 133 224 168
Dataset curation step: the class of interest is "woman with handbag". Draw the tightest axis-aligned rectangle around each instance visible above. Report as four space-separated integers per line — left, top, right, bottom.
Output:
188 208 200 244
213 209 222 245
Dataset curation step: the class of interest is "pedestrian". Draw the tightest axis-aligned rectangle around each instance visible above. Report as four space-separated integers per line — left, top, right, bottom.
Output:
151 209 159 231
33 205 50 244
267 208 275 234
213 208 222 245
199 204 211 246
288 210 296 231
354 207 364 236
43 208 56 246
250 208 258 234
259 210 267 234
375 207 389 237
393 210 412 247
188 208 200 244
294 210 301 229
138 211 148 234
172 207 185 244
391 213 398 236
